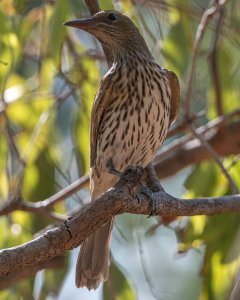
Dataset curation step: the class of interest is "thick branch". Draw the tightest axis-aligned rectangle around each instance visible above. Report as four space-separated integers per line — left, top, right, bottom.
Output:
0 256 64 291
0 167 239 279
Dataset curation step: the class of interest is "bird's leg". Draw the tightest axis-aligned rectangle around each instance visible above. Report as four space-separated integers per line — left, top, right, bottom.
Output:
145 163 165 193
135 183 158 217
106 158 122 177
107 159 144 181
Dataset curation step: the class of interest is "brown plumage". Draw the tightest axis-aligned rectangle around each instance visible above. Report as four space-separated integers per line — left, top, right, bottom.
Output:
64 10 180 290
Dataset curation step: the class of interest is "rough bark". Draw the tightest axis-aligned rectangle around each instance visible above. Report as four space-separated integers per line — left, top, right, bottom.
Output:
0 167 239 279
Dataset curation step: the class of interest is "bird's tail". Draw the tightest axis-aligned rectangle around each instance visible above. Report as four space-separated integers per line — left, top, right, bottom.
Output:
75 218 113 290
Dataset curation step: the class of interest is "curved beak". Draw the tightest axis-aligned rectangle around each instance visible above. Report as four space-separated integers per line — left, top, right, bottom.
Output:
63 18 94 30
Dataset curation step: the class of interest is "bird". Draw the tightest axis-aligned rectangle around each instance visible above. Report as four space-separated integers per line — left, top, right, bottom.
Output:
64 10 180 290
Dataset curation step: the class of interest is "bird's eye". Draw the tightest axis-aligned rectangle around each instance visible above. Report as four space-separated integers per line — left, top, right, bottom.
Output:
108 13 117 21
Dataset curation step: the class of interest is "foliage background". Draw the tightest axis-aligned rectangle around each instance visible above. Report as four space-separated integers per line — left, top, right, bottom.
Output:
0 0 240 299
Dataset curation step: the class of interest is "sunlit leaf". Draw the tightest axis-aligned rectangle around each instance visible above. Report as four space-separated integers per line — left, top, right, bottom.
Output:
13 0 29 13
0 11 11 34
163 17 192 75
104 261 136 300
184 161 219 197
49 1 70 62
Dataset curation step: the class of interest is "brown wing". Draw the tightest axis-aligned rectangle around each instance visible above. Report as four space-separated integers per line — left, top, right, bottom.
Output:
163 69 180 125
90 73 114 167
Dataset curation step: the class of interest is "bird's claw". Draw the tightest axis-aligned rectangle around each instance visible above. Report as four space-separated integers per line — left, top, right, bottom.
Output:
107 160 144 184
135 184 157 217
107 161 156 216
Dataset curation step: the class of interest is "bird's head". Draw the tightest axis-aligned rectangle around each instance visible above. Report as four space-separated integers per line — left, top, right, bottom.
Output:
64 10 149 53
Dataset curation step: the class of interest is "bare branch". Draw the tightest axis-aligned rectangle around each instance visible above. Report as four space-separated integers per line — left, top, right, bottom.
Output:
84 0 113 66
0 166 239 279
0 256 65 291
209 1 224 116
185 0 228 118
84 0 101 16
0 198 67 221
188 124 238 194
154 116 240 178
0 174 89 220
40 174 89 208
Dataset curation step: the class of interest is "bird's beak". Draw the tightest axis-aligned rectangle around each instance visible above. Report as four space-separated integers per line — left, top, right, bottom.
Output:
63 18 94 30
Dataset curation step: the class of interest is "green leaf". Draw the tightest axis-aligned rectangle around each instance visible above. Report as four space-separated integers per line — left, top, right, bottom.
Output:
184 161 219 197
13 0 29 13
0 11 11 34
104 261 136 300
99 0 114 10
163 17 192 75
49 1 70 61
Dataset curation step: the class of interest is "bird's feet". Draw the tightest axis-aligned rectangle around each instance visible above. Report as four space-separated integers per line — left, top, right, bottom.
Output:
135 184 157 217
145 164 165 193
107 158 144 182
107 160 157 216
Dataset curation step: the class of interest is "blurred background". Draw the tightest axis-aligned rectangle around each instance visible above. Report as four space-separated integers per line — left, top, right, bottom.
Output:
0 0 240 299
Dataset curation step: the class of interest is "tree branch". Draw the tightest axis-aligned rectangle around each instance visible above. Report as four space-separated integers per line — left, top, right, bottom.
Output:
185 0 228 118
209 0 224 116
0 256 65 291
84 0 113 66
0 166 239 279
0 174 89 220
188 124 238 193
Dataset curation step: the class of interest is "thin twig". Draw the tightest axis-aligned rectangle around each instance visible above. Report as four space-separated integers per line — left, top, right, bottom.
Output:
39 174 89 208
0 174 89 220
21 89 75 165
188 124 238 194
209 0 224 116
167 110 206 137
84 0 113 66
0 199 67 221
185 0 228 119
0 100 25 200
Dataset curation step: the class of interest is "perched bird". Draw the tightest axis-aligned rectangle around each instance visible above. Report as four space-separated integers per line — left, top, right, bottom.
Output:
64 10 180 290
